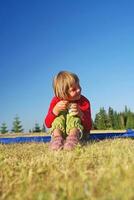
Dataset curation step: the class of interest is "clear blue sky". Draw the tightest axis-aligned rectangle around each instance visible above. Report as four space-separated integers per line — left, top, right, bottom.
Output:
0 0 134 132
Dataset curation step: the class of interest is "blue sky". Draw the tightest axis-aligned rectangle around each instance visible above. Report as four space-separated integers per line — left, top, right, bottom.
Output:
0 0 134 132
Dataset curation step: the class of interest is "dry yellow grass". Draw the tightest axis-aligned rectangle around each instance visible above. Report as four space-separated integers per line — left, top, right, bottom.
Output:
0 138 134 200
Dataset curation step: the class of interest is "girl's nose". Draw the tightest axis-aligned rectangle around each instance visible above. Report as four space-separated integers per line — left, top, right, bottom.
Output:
77 88 80 93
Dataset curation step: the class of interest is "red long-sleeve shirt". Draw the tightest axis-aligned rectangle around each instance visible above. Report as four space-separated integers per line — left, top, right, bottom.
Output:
45 95 92 133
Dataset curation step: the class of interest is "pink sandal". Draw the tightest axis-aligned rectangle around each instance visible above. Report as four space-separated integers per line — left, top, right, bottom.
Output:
49 136 64 151
64 134 79 150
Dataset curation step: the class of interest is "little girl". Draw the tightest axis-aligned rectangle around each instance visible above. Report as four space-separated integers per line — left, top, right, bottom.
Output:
44 71 92 150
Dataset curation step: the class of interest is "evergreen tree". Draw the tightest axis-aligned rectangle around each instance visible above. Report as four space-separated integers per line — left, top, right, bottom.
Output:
0 123 8 134
94 107 107 130
107 107 114 129
124 106 129 127
118 113 125 129
126 112 134 129
41 124 46 132
91 118 95 130
93 106 134 130
33 123 41 133
94 113 99 129
113 111 120 129
124 105 129 114
12 116 23 133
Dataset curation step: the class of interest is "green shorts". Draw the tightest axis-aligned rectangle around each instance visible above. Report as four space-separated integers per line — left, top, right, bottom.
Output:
49 111 84 137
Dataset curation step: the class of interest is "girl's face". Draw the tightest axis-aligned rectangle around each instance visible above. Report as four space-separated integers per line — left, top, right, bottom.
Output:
67 83 81 101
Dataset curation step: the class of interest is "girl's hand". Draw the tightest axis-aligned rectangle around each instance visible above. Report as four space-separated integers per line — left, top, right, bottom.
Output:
69 103 84 118
53 100 69 116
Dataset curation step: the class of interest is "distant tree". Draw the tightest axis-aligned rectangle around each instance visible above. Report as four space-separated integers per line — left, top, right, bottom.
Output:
117 113 126 130
124 106 130 127
113 111 120 129
12 116 23 133
0 123 8 134
107 107 114 129
94 107 107 130
33 123 41 133
126 112 134 129
93 106 134 130
41 124 46 132
94 113 99 129
91 118 95 130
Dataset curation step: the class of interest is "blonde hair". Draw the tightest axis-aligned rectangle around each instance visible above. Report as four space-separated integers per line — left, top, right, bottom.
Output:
53 71 80 99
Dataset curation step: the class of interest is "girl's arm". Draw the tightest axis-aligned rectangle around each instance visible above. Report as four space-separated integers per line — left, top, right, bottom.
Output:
78 97 92 133
45 98 69 128
69 101 92 132
81 108 92 133
44 97 59 128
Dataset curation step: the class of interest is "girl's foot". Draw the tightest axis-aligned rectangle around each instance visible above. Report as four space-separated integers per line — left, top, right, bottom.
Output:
64 134 79 150
49 135 64 151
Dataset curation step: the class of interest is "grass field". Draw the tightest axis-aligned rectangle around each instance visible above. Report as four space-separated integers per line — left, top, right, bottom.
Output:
0 137 134 200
